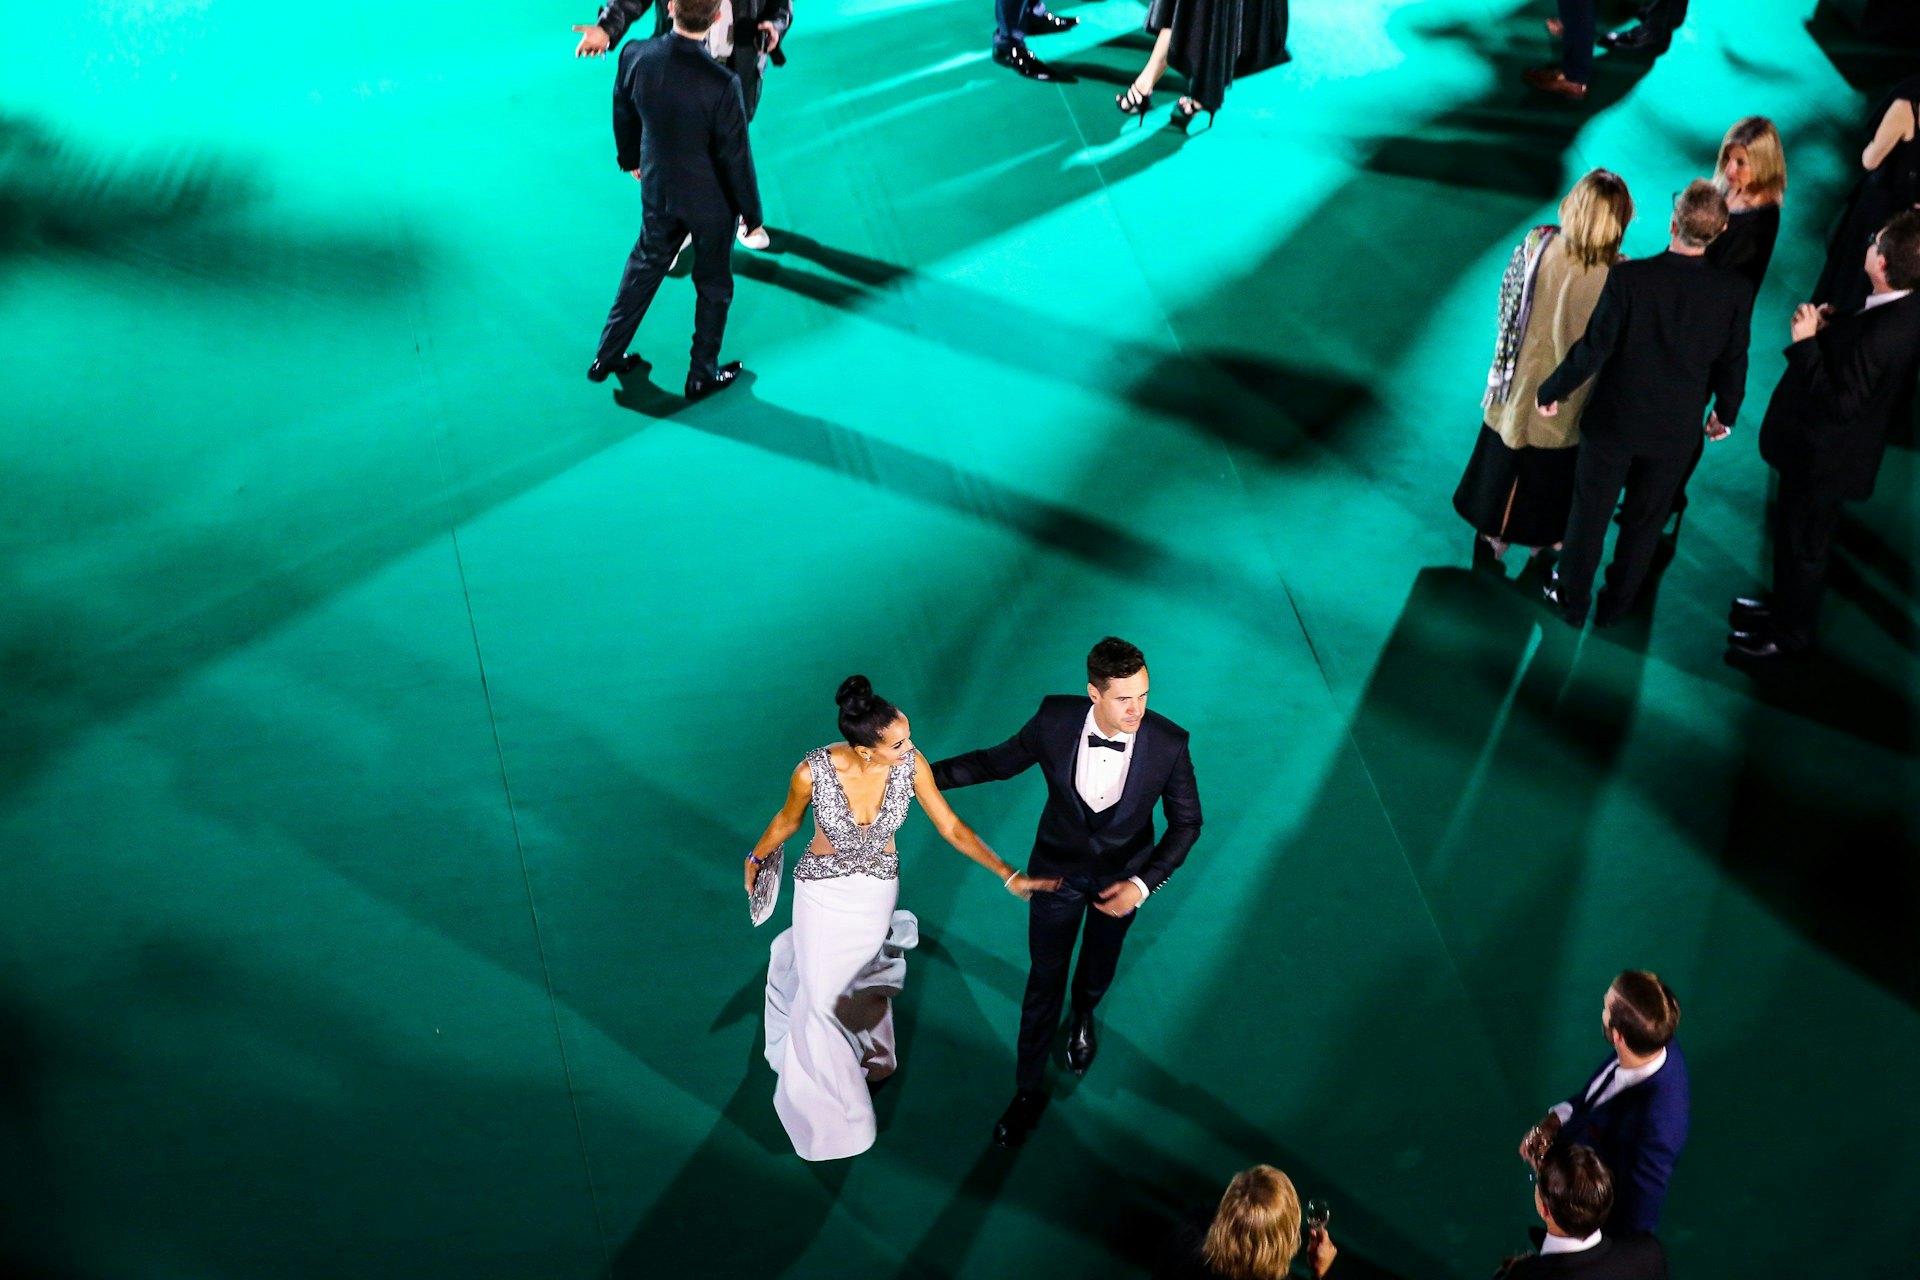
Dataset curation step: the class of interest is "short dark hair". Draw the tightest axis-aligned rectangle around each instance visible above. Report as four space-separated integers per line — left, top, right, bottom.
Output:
1877 209 1920 290
1673 178 1729 248
1087 636 1146 690
1538 1145 1613 1237
1609 971 1680 1055
835 675 900 748
672 0 724 33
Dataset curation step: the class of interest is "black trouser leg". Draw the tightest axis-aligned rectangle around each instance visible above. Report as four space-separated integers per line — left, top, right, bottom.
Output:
1771 478 1844 651
686 221 736 380
1017 875 1094 1092
1669 436 1704 520
1557 0 1596 83
1558 440 1633 623
1068 883 1136 1015
595 208 684 365
1597 450 1693 620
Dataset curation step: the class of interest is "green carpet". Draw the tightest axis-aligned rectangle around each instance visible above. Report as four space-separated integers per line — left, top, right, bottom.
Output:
2 1 1914 1277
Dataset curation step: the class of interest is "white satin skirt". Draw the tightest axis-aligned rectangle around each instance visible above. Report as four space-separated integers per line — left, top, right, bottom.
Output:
763 873 904 1162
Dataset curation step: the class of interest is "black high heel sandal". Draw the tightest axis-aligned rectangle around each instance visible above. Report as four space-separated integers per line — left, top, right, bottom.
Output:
1170 97 1215 132
1116 82 1153 125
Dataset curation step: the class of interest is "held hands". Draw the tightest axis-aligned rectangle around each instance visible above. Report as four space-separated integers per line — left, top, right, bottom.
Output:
1005 873 1062 901
757 21 781 52
1704 412 1731 442
573 24 613 57
1094 879 1143 917
1306 1227 1337 1279
1538 400 1560 418
1519 1112 1561 1166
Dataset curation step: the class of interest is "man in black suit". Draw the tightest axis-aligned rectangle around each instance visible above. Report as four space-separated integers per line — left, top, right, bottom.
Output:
932 637 1202 1146
587 0 761 400
1730 210 1920 661
1497 1146 1667 1279
1536 180 1751 627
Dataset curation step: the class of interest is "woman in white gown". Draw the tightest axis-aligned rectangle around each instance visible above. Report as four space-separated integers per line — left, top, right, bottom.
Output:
744 676 1058 1161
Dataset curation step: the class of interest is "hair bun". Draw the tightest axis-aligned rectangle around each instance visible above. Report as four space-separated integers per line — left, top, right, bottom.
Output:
835 674 874 713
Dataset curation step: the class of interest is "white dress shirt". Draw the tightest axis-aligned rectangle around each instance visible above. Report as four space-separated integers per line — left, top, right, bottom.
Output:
1551 1047 1668 1124
1865 288 1914 312
1076 707 1152 904
1539 1230 1603 1255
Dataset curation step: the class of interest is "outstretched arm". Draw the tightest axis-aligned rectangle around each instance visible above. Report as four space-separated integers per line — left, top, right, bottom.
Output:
931 703 1048 790
744 762 811 895
913 755 1059 899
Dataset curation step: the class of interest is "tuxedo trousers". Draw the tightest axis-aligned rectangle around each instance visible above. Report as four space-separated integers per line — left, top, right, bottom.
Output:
1770 476 1844 651
595 204 735 378
1017 871 1135 1091
1556 0 1596 82
1558 438 1692 623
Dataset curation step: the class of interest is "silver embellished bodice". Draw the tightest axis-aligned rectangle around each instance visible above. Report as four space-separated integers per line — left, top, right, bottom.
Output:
793 746 915 882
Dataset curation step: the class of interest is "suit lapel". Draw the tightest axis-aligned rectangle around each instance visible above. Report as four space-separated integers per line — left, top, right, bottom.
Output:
1108 716 1155 826
1051 700 1090 823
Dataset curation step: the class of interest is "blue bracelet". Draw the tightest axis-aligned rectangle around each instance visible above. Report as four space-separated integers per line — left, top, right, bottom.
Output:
747 851 766 865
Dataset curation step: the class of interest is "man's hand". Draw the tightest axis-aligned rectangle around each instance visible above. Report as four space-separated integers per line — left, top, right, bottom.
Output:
1006 873 1062 901
1095 880 1143 917
631 169 642 182
574 23 612 57
1705 412 1731 441
1306 1227 1337 1278
1790 303 1826 343
757 21 782 52
1538 400 1560 418
1519 1112 1561 1166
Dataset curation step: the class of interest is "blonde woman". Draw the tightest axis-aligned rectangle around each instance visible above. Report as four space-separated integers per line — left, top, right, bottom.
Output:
1454 170 1635 562
1706 117 1786 296
1157 1165 1336 1280
1816 74 1920 314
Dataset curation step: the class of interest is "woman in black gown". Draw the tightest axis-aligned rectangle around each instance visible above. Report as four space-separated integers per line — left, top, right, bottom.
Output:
1116 0 1289 130
1707 116 1786 296
1814 75 1920 315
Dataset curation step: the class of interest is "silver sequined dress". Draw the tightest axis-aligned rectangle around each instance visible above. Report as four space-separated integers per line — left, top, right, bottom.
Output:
766 746 920 1161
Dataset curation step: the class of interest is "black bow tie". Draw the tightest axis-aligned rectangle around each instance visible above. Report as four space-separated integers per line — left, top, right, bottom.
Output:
1086 733 1127 752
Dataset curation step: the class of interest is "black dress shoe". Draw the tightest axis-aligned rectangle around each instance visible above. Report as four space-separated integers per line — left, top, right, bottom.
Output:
685 360 744 400
1729 596 1771 623
1727 632 1806 662
993 1090 1047 1147
1542 574 1585 626
587 352 645 382
1024 11 1078 35
992 43 1060 80
1599 25 1670 54
1065 1010 1098 1075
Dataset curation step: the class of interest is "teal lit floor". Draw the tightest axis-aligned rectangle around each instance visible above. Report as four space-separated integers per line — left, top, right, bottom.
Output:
2 2 1915 1277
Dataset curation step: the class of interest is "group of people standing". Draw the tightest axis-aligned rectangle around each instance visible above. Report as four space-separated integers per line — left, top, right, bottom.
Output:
1455 88 1920 663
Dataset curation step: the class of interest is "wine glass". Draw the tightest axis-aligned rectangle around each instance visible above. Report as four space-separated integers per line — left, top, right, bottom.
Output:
1305 1198 1331 1233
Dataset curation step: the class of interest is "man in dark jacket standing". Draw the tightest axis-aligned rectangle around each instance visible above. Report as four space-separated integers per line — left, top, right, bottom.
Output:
1536 180 1752 627
1730 210 1920 661
587 0 760 400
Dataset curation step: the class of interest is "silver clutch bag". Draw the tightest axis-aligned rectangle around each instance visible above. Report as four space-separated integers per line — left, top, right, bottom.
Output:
749 845 784 927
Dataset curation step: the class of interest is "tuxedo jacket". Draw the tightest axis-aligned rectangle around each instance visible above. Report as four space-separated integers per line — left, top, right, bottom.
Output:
612 34 761 230
1552 1044 1690 1236
1759 292 1920 501
1538 252 1752 456
598 0 792 103
1503 1234 1667 1280
931 695 1202 891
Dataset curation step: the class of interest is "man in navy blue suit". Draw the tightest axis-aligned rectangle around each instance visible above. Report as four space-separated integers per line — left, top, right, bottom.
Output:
1520 972 1690 1235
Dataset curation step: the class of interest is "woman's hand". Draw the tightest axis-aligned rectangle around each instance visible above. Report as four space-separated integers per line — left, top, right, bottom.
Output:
1006 873 1061 900
745 857 761 896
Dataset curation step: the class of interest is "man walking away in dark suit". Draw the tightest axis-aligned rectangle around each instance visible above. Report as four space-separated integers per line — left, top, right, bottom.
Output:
588 0 761 400
1730 209 1920 662
1519 972 1689 1237
573 0 787 249
1497 1146 1667 1279
1536 180 1751 627
933 637 1202 1147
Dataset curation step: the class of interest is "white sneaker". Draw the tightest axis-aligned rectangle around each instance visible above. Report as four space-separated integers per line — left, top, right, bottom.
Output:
670 233 693 268
736 221 770 250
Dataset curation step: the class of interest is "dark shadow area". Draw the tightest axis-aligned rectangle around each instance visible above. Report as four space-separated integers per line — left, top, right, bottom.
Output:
1808 1 1920 93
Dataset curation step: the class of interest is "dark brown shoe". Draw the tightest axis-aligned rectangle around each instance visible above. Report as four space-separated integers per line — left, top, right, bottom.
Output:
1522 66 1588 101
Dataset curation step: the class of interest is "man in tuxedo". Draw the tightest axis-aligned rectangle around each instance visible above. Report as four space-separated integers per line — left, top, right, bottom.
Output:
1497 1146 1667 1279
1536 180 1751 627
572 0 787 249
1520 972 1689 1236
991 0 1081 83
1730 210 1920 662
932 637 1202 1146
587 0 760 400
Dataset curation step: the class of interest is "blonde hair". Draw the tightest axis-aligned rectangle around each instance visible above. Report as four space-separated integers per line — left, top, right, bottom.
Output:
1202 1166 1302 1280
1715 116 1787 206
1559 169 1634 269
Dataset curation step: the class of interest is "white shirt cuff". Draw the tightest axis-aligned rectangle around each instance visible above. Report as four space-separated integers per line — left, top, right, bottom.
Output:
1550 1103 1573 1124
1128 875 1151 903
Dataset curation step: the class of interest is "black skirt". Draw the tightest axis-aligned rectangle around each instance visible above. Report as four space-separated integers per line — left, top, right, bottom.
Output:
1453 424 1578 547
1144 0 1288 113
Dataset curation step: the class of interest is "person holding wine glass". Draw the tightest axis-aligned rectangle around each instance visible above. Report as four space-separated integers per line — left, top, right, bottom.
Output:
1154 1165 1336 1280
745 675 1058 1161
